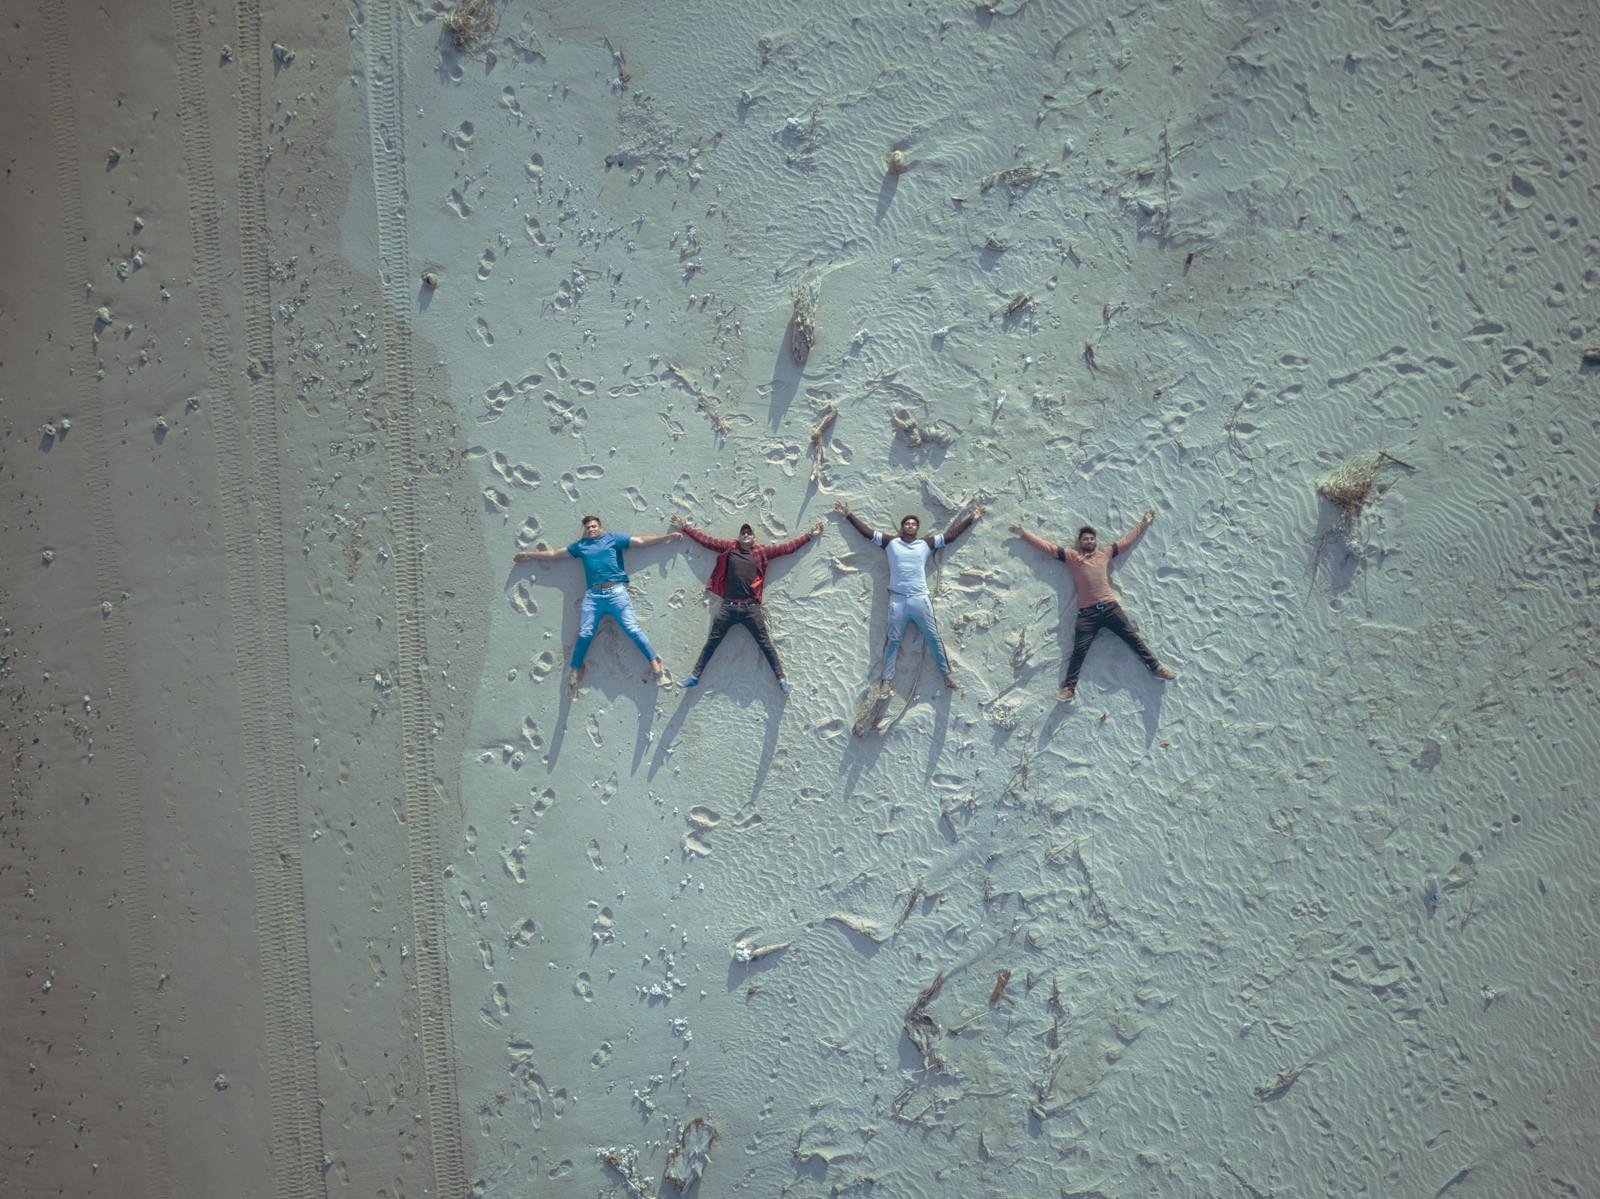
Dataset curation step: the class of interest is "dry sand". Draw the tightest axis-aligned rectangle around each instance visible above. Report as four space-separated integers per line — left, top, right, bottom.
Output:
2 0 1597 1197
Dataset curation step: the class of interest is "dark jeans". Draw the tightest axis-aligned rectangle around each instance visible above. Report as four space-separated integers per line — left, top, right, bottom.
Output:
1062 601 1160 688
693 601 784 679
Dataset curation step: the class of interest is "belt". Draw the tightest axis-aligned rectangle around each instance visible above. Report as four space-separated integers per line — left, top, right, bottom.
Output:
1079 600 1117 613
723 597 759 606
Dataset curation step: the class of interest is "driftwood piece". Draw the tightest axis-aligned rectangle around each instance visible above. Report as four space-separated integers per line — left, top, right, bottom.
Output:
902 972 948 1070
788 281 819 365
808 404 838 482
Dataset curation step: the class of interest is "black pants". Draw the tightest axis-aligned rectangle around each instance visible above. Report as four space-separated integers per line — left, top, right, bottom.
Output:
693 601 783 678
1062 601 1160 688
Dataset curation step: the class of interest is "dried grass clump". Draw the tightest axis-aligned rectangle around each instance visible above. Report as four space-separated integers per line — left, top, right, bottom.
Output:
442 0 496 54
1318 450 1412 533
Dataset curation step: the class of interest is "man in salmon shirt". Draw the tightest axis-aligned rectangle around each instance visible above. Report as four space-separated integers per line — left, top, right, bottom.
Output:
669 514 825 694
1010 510 1177 702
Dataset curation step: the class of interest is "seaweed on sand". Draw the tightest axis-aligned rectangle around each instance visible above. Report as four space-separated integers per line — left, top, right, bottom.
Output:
441 0 496 54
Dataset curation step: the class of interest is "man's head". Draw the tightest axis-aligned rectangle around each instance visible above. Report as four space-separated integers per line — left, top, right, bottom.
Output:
1076 525 1097 552
899 515 921 540
581 515 604 539
737 523 757 548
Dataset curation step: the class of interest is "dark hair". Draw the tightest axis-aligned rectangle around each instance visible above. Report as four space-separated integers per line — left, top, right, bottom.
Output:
1077 525 1096 538
582 514 602 526
738 523 754 536
900 514 920 527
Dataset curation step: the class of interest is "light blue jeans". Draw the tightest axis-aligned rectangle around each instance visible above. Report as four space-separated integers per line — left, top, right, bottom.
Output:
881 591 949 681
571 586 656 669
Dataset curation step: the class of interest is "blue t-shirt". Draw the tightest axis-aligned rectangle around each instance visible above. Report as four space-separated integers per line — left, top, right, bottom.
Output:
567 532 631 589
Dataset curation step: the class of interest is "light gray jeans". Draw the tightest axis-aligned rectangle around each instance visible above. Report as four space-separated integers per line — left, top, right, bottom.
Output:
881 591 949 680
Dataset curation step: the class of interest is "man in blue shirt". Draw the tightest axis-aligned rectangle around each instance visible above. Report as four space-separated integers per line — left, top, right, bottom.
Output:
513 514 681 687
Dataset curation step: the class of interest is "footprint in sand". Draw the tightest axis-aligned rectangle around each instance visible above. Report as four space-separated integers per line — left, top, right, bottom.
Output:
573 463 605 480
511 581 538 616
478 940 494 969
524 213 552 252
477 247 496 280
683 807 720 858
474 317 494 346
447 120 474 151
464 824 479 855
446 187 472 219
500 86 521 114
507 917 537 948
585 714 603 747
530 786 555 814
483 487 509 511
501 845 527 884
528 651 556 683
485 981 510 1024
517 515 541 541
545 350 569 380
545 395 587 434
573 971 594 1002
591 906 615 944
525 152 544 180
585 839 604 870
623 486 647 512
483 379 514 420
590 1041 613 1067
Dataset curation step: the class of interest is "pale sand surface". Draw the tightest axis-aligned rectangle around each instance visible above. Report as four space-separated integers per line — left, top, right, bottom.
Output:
2 1 1597 1198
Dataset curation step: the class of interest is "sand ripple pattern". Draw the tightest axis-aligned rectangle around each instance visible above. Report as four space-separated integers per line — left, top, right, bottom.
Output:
430 1 1600 1196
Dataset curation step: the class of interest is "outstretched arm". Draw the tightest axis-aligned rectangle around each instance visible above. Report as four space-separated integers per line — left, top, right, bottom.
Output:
832 500 877 541
630 530 684 549
1008 523 1059 558
512 546 566 564
938 505 986 545
761 520 825 560
670 515 736 553
1113 508 1157 557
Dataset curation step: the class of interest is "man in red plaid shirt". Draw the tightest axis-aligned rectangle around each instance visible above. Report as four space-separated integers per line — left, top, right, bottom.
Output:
669 514 825 694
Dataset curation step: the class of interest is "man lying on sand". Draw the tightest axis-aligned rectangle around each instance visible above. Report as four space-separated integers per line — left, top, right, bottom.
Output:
670 514 825 695
1010 510 1177 702
512 514 681 688
833 500 986 693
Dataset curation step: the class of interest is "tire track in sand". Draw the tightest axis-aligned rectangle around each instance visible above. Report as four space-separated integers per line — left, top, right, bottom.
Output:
169 0 327 1191
361 4 468 1194
41 9 174 1198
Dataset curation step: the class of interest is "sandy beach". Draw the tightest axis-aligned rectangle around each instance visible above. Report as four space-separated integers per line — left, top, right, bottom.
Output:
3 0 1597 1196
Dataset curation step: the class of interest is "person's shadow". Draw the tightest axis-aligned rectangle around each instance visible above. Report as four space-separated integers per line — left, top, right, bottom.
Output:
646 545 818 797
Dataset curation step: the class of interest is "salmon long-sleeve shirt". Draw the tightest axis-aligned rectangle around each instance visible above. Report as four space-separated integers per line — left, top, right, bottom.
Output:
682 525 813 603
1056 521 1147 607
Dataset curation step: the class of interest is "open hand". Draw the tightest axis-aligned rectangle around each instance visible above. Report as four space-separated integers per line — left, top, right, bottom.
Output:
831 499 850 515
1007 522 1023 535
668 512 688 528
972 505 988 521
512 551 534 564
810 520 825 536
1143 508 1157 524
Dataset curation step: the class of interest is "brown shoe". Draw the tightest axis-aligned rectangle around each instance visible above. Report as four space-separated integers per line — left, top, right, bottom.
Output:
1057 684 1075 702
1153 665 1177 681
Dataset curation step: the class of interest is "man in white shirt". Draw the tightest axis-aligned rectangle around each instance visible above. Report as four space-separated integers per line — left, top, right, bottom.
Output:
833 500 986 692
